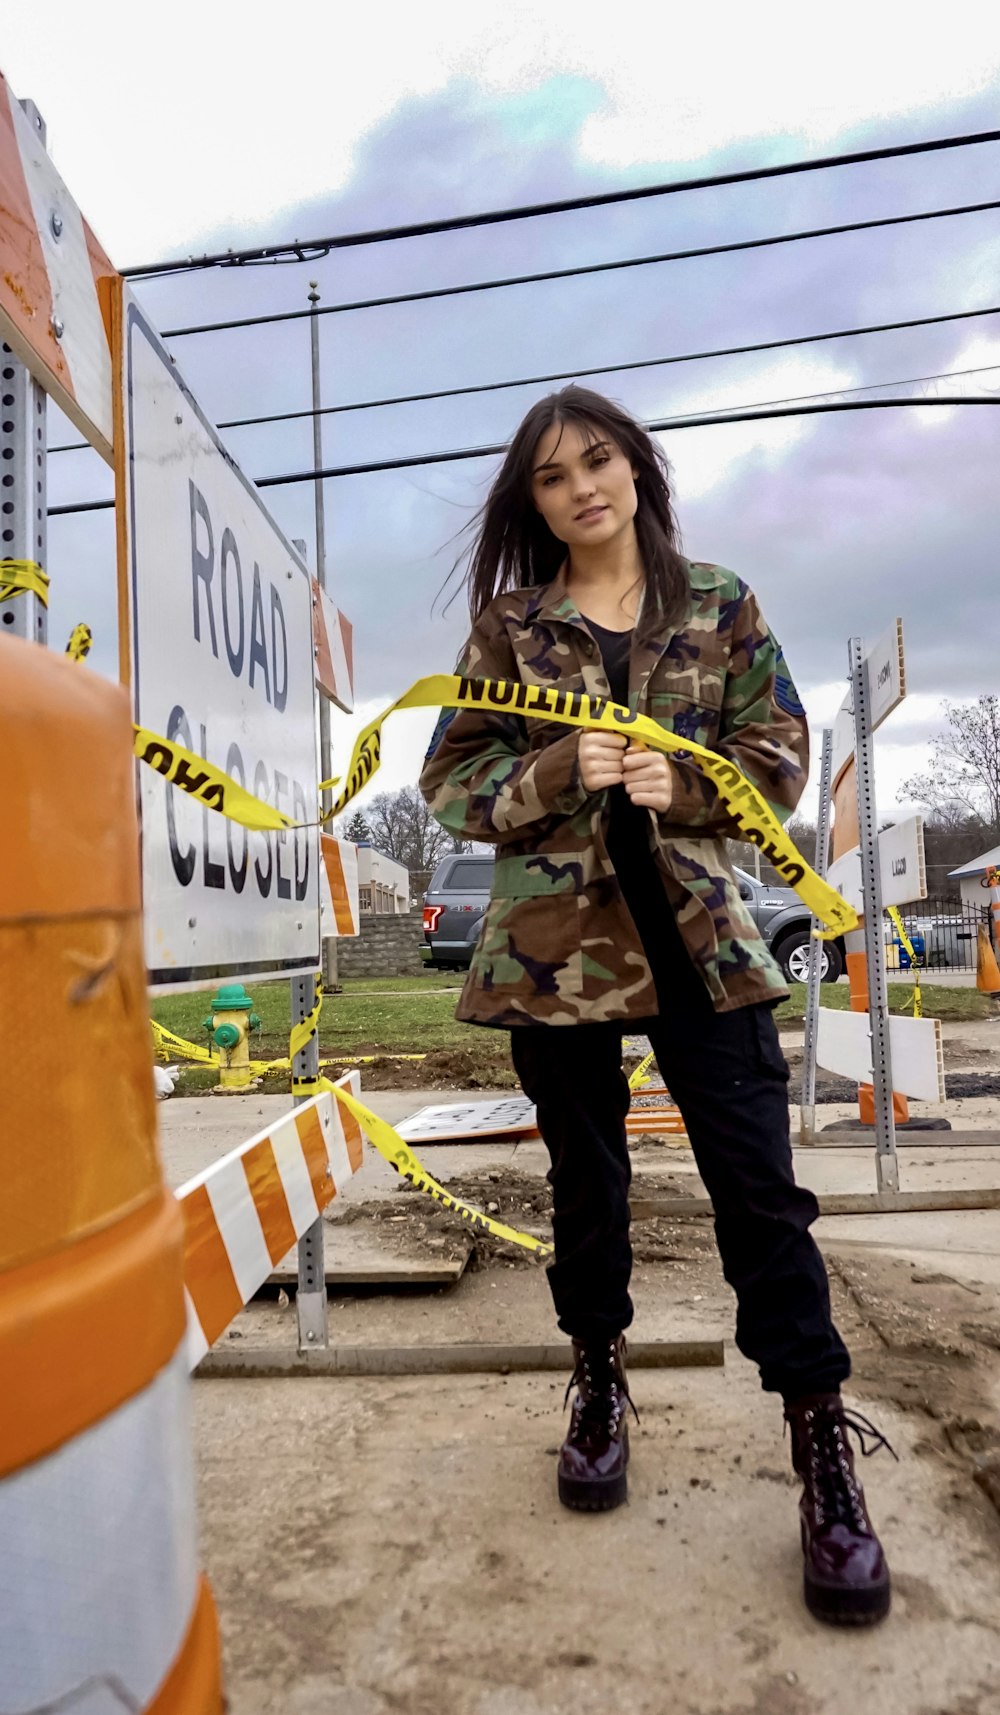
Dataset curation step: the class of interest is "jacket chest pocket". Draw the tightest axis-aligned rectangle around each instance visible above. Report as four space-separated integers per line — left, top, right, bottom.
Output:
646 666 725 747
473 852 584 997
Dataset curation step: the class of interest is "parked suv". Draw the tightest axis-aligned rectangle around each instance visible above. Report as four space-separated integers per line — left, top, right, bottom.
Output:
422 853 844 983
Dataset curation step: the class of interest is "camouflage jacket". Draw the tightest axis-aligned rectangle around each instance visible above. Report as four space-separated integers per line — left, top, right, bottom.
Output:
418 560 808 1026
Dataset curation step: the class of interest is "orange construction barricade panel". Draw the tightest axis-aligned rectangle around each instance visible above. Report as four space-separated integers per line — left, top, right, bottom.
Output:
0 634 223 1713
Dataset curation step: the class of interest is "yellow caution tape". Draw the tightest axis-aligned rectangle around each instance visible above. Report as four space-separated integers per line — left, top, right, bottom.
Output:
628 1049 656 1091
294 1072 552 1257
887 905 922 1019
150 1018 288 1075
0 558 49 605
289 974 323 1062
131 672 857 934
151 1013 428 1074
133 722 294 832
66 623 93 661
151 1020 215 1065
321 674 859 937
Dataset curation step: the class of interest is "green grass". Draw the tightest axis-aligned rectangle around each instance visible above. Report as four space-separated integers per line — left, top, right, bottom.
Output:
151 975 992 1083
151 975 474 1059
774 982 992 1026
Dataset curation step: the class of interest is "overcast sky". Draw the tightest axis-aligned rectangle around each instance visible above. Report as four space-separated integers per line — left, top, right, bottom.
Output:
6 5 1000 823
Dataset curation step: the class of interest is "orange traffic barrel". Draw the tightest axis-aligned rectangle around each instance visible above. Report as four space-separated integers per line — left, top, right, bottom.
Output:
0 634 222 1712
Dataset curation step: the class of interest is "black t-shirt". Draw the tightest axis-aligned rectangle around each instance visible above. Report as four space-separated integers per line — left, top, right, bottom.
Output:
585 620 664 940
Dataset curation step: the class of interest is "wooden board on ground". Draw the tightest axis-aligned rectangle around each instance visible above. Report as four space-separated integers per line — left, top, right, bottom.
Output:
268 1226 474 1289
197 1338 725 1377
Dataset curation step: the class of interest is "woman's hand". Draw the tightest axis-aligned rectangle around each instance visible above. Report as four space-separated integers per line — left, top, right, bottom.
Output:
578 730 627 792
623 744 674 812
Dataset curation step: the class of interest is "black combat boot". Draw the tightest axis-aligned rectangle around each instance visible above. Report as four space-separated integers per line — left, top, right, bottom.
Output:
557 1335 636 1512
784 1392 896 1626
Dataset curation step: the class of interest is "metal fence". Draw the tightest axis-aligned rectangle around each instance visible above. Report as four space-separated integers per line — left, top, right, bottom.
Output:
883 896 987 972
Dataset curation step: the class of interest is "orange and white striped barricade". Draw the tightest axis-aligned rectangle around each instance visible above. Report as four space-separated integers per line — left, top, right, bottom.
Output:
0 634 222 1711
320 833 361 939
0 71 116 459
179 1077 365 1367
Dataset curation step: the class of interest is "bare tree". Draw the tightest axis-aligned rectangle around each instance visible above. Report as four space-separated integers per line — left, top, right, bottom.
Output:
364 787 456 875
901 695 1000 836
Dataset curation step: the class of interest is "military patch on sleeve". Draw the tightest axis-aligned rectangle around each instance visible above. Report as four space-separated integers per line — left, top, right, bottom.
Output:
772 637 805 717
424 707 457 760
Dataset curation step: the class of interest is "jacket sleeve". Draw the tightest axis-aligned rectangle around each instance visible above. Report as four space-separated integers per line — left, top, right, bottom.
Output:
663 584 809 835
418 608 588 843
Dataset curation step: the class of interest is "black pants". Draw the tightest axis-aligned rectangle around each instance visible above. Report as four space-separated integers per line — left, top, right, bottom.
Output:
510 914 850 1400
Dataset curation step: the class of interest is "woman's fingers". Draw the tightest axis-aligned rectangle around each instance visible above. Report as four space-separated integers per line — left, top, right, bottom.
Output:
579 729 628 791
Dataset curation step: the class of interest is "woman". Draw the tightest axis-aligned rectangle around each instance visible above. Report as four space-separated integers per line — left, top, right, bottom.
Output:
419 386 893 1627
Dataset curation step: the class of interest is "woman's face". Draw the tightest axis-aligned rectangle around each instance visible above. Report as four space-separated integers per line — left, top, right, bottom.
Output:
529 419 638 550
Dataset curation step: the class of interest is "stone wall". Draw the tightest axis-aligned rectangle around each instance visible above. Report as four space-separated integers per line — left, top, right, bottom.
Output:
336 909 426 978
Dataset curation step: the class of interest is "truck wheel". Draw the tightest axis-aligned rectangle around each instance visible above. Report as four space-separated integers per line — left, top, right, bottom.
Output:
775 931 843 984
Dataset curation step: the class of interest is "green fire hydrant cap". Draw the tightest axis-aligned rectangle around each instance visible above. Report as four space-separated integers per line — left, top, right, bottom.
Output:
213 1022 242 1050
209 983 254 1012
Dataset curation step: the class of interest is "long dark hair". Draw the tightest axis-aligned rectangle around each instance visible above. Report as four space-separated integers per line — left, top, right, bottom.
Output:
464 386 689 638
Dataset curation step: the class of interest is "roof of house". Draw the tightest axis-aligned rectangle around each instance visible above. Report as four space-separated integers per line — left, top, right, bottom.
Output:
949 843 1000 878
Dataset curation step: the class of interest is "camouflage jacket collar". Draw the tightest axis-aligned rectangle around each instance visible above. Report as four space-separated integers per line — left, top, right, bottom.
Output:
521 557 727 709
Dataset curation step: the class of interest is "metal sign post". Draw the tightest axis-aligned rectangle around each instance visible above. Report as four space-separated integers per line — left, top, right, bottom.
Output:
0 341 47 647
800 729 833 1144
291 974 329 1351
0 100 47 650
849 636 899 1194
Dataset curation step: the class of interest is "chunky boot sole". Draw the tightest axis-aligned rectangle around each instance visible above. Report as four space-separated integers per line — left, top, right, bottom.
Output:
803 1570 891 1626
558 1465 628 1512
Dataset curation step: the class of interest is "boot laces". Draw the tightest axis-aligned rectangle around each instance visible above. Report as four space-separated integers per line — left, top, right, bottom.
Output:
795 1404 898 1529
563 1346 640 1437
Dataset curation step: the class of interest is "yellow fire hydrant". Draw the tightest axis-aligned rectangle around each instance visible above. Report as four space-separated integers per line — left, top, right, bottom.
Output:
203 983 262 1092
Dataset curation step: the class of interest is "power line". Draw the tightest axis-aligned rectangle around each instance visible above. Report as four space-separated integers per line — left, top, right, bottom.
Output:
46 317 1000 453
253 396 1000 484
46 395 1000 516
121 126 1000 279
158 198 1000 341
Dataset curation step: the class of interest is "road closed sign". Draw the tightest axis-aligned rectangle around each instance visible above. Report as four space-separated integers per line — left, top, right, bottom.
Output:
117 292 320 989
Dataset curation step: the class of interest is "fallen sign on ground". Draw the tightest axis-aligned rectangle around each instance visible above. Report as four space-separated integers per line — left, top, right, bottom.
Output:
397 1096 686 1144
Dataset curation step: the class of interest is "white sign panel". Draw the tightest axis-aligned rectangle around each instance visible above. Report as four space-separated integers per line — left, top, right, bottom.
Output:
826 815 926 913
829 618 905 784
866 617 906 731
816 1008 945 1103
398 1098 538 1142
121 298 320 990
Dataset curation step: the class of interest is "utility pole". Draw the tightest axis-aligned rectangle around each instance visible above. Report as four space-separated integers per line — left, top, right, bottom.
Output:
309 281 338 991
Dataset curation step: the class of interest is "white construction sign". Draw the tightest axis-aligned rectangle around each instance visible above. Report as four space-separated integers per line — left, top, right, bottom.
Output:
816 1008 945 1103
118 293 320 989
826 815 926 913
830 618 906 782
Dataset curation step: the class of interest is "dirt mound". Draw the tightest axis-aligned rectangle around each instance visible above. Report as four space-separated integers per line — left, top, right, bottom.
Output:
356 1048 519 1091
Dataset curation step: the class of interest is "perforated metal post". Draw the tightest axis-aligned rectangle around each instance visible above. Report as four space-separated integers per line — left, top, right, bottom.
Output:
850 637 899 1194
0 101 48 649
292 973 329 1349
0 348 47 647
800 729 833 1144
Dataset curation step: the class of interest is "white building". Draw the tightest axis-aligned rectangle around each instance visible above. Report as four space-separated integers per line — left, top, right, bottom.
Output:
355 844 410 914
948 843 1000 912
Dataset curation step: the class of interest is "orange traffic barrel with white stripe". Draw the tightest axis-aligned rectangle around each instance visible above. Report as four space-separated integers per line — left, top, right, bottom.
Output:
0 634 222 1712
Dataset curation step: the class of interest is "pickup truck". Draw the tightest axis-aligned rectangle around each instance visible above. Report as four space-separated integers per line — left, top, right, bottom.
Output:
422 852 844 984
